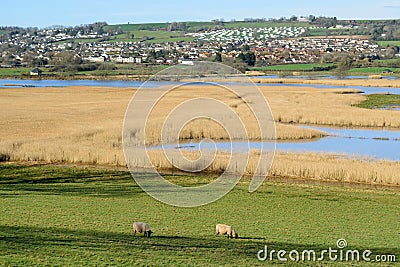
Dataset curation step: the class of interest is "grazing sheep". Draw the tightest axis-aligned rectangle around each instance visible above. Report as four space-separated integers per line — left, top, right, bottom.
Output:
133 222 153 237
216 224 238 239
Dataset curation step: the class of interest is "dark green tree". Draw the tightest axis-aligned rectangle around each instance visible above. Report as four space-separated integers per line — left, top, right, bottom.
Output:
214 52 222 62
238 51 256 66
334 54 353 79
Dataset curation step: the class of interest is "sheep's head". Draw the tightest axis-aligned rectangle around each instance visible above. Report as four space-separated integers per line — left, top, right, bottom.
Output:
233 230 238 239
147 230 153 237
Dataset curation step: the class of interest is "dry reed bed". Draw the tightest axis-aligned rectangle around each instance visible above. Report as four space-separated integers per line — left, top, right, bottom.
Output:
147 150 400 186
263 86 400 128
0 86 322 166
3 139 399 186
142 85 326 144
0 85 399 186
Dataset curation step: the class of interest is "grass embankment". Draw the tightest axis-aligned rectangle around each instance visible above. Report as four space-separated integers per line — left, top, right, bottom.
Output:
354 94 400 109
251 61 400 77
0 64 165 80
249 77 400 88
0 164 398 266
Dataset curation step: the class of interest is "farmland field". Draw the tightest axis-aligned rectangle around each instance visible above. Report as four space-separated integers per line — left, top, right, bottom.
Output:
109 30 193 43
0 67 35 77
104 22 170 32
0 164 398 266
376 40 400 47
349 67 400 74
107 21 312 32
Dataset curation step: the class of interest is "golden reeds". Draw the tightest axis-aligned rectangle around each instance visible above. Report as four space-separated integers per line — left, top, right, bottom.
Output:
1 85 399 186
146 150 400 186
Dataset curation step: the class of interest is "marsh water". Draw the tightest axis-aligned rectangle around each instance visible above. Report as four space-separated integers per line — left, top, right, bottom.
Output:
159 126 400 161
1 78 400 95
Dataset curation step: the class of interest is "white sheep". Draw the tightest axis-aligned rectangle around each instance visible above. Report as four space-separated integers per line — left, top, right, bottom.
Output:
133 222 153 237
216 224 238 239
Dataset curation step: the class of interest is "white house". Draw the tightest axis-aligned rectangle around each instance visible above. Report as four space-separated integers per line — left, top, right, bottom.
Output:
180 59 194 65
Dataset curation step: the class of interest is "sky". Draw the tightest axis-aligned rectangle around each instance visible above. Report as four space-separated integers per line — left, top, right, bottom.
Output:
1 0 400 28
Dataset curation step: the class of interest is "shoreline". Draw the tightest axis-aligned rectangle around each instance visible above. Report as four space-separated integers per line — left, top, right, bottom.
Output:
2 74 400 88
2 160 399 190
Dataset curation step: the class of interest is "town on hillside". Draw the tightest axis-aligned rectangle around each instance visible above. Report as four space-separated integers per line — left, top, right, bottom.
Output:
0 17 399 76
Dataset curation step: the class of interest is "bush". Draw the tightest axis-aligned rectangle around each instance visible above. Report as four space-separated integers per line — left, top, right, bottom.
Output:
312 65 336 71
76 63 101 72
97 63 116 71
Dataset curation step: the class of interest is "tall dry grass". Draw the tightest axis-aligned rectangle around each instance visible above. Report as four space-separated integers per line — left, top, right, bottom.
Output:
263 86 400 128
136 84 327 144
146 150 400 186
0 85 399 186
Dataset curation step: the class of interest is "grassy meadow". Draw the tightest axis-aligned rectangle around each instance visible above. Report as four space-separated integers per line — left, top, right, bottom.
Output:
354 94 400 109
0 67 52 77
106 21 312 32
0 164 399 266
348 67 400 74
376 40 400 47
109 30 194 43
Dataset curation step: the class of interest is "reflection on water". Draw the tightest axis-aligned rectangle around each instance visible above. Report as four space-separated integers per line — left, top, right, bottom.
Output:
375 105 400 111
159 126 400 161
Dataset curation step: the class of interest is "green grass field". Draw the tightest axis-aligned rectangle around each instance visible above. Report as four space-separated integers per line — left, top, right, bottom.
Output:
108 21 312 33
0 67 31 76
376 40 400 48
109 30 193 43
0 67 54 77
0 164 398 266
107 23 170 32
354 94 400 109
223 21 311 29
349 67 400 74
